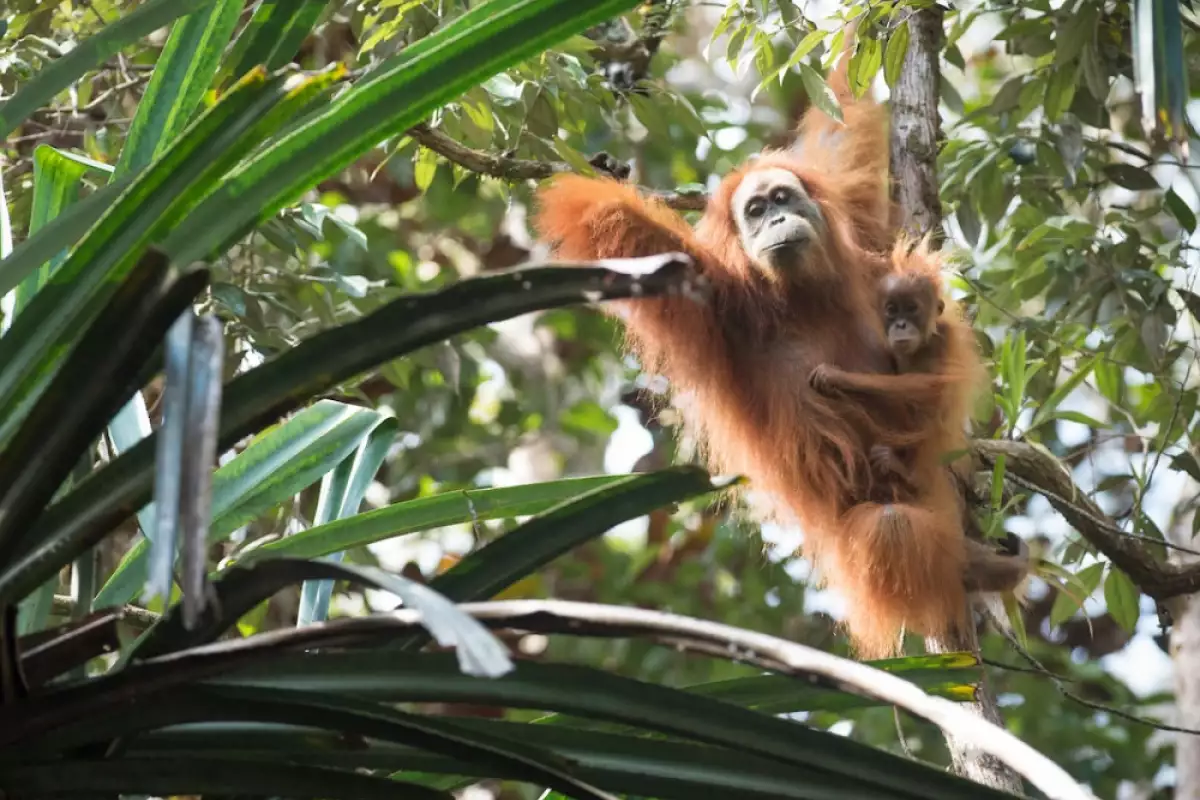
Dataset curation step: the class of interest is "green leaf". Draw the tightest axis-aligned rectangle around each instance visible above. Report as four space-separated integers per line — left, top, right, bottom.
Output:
1039 410 1109 429
682 662 978 715
0 759 446 799
1049 562 1103 628
247 475 631 562
426 468 725 606
1166 187 1196 233
1170 452 1200 483
883 21 910 88
219 0 330 88
1103 566 1141 632
989 454 1007 511
115 0 244 176
297 418 400 626
0 0 220 139
215 686 626 799
0 168 10 259
1043 62 1078 122
0 178 131 300
988 75 1026 114
1104 163 1160 191
116 721 837 799
0 68 317 453
95 400 396 608
848 36 882 99
1028 356 1100 432
132 559 514 680
414 146 440 192
6 146 103 324
205 652 1003 799
781 29 826 74
160 0 645 266
0 252 209 607
796 63 842 123
1054 4 1097 65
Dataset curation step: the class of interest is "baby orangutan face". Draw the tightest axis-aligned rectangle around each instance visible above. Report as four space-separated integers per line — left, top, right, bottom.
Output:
880 273 943 357
732 168 825 281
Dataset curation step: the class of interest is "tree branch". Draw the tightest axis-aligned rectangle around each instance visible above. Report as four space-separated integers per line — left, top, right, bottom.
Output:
405 124 707 212
973 439 1200 602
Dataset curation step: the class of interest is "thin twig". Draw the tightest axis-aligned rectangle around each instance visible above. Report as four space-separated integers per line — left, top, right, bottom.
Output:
993 625 1200 736
51 594 160 630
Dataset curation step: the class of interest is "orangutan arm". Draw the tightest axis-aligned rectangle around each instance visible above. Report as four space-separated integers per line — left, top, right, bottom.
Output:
808 363 953 404
533 175 739 383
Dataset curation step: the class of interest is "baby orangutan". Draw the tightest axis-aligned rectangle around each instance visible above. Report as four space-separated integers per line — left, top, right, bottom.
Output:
805 268 951 500
869 271 948 495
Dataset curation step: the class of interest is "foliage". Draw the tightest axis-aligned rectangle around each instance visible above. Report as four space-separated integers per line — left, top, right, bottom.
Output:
0 1 1079 798
3 0 1198 796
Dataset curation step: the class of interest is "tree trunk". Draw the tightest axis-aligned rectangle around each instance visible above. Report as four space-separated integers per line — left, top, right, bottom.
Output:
1168 494 1200 800
889 7 945 244
1173 592 1200 799
890 6 1024 793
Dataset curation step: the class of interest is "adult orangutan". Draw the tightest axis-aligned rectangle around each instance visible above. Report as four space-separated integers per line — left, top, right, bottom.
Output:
531 37 1027 658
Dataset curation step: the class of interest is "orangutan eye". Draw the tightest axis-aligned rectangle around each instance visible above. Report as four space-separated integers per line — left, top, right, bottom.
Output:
746 199 766 218
770 187 792 205
885 301 898 315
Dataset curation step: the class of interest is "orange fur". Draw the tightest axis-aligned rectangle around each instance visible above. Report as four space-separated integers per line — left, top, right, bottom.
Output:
532 30 993 659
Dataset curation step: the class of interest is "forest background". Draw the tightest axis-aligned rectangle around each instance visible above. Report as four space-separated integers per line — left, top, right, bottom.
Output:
2 0 1198 798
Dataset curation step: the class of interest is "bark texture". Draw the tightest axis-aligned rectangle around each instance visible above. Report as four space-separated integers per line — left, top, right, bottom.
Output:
1173 596 1200 799
889 8 945 242
889 5 1025 793
1170 519 1200 800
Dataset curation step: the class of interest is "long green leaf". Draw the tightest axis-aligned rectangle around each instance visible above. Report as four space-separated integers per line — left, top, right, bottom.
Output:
115 685 619 800
220 0 332 87
429 467 725 604
207 651 1007 800
7 146 108 323
0 0 220 139
120 720 855 800
0 66 344 454
297 418 399 625
0 252 210 605
9 146 109 635
0 69 282 452
27 259 691 608
0 167 10 258
95 400 396 607
160 0 642 265
541 656 981 731
115 0 244 176
0 758 448 799
0 178 131 299
251 474 628 562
